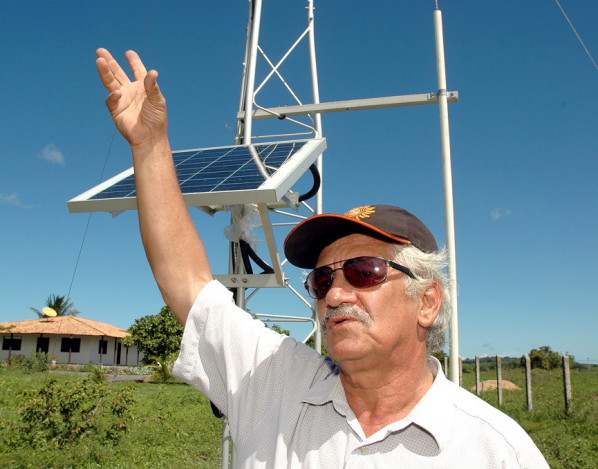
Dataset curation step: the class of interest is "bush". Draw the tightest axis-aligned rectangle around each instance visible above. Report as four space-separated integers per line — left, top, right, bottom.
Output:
10 377 135 449
527 346 562 370
7 352 50 372
146 353 179 383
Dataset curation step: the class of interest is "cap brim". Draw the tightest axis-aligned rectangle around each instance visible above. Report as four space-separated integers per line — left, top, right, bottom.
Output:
284 214 411 269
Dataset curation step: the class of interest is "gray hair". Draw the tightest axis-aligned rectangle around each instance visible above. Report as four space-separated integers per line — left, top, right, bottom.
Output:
389 244 452 353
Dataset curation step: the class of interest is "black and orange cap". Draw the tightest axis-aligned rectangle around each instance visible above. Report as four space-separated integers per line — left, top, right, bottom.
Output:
283 204 438 268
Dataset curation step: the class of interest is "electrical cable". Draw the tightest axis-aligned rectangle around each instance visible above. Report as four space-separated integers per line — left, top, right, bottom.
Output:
554 0 598 73
49 0 160 371
240 239 274 274
297 164 321 202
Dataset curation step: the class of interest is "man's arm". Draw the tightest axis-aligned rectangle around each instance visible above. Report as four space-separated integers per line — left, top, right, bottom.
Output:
96 48 212 324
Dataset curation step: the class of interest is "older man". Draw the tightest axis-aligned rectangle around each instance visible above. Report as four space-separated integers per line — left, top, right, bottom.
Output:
96 48 549 468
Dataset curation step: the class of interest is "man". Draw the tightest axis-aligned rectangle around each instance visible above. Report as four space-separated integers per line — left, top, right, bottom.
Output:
96 49 549 468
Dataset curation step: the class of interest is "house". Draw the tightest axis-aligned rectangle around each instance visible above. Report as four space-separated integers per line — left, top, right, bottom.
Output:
0 316 143 366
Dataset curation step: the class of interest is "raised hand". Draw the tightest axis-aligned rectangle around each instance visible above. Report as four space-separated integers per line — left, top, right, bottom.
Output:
96 48 168 148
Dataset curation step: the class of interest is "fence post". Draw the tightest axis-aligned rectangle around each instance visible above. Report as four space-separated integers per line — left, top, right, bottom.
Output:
563 355 572 414
459 356 463 387
496 355 503 407
475 356 481 395
525 354 533 411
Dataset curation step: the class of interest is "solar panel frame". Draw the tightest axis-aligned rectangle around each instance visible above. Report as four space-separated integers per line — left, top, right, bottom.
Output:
67 138 326 214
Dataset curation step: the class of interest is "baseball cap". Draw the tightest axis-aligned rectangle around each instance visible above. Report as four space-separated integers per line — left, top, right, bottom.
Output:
283 204 438 268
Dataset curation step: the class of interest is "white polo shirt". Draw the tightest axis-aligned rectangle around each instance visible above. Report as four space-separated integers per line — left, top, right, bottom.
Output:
173 280 549 469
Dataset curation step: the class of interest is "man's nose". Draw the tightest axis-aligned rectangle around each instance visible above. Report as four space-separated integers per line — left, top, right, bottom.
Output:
322 270 358 308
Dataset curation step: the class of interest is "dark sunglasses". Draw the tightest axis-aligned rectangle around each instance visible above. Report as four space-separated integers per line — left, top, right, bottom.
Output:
304 255 416 300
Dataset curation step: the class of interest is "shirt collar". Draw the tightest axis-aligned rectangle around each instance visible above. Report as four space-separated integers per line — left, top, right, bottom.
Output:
300 356 455 451
404 356 455 451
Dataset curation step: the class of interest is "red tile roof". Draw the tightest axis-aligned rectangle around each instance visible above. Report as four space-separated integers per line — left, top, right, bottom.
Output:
0 316 130 338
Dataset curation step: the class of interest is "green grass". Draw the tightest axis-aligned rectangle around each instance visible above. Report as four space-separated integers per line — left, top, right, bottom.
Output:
0 369 223 469
1 366 596 468
461 367 598 469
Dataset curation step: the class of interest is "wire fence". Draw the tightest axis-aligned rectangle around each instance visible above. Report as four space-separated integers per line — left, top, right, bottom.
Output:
443 354 596 413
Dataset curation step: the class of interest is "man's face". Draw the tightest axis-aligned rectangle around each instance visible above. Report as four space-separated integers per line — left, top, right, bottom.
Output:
315 234 431 369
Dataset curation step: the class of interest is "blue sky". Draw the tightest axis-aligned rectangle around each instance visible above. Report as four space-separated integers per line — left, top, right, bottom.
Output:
2 1 597 363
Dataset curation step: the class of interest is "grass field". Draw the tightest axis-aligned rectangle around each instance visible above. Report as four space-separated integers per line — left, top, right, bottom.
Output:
1 365 596 468
461 366 598 469
0 369 223 469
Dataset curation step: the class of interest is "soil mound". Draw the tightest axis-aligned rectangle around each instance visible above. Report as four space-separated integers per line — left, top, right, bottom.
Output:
472 380 521 392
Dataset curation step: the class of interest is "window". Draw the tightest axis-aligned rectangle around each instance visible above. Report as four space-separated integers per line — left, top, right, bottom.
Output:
98 339 108 355
36 337 50 354
2 337 22 351
60 338 81 353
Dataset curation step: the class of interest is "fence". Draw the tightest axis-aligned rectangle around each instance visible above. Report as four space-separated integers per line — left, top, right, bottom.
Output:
444 354 577 413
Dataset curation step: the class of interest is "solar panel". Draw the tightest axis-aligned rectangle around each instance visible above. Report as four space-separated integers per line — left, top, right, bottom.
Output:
68 138 326 214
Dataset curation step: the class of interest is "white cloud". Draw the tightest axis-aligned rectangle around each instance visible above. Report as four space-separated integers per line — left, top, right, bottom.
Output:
0 192 30 208
490 207 512 221
38 143 65 166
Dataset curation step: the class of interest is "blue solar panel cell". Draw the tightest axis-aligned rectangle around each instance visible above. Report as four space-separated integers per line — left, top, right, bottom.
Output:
89 141 303 201
68 138 326 213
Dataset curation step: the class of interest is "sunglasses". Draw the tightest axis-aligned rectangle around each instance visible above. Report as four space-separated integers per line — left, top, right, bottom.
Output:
304 255 416 300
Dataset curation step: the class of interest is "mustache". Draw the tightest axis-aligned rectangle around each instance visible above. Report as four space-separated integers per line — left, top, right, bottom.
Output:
319 304 373 332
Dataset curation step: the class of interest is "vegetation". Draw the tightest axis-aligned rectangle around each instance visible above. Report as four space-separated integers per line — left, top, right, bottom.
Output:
0 368 222 468
125 306 183 366
145 352 179 383
11 377 134 449
526 345 569 370
7 352 51 373
1 344 595 468
461 366 597 469
29 294 81 317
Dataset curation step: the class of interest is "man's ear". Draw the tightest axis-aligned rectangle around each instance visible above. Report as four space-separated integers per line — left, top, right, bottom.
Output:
418 280 443 328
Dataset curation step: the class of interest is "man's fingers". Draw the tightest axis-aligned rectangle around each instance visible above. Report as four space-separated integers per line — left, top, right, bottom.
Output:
143 70 163 102
96 57 122 93
126 50 148 82
96 48 131 87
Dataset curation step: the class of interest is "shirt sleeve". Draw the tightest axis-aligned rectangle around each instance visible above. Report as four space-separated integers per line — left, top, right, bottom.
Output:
172 279 318 427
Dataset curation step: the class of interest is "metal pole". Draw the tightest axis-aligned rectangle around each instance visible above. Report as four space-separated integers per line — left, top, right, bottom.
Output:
221 419 231 469
307 0 323 354
434 7 460 384
307 0 324 213
242 0 263 145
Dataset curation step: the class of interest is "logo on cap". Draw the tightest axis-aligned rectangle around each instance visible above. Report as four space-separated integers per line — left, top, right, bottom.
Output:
344 205 375 220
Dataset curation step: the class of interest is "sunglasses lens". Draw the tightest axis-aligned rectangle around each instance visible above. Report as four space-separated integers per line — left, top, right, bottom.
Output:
306 266 333 299
344 257 387 288
305 257 390 299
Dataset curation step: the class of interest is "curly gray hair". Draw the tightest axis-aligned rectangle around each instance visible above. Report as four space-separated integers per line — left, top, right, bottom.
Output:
389 244 452 353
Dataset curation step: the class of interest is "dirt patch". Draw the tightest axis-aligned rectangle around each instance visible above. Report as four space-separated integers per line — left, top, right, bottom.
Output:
471 380 521 392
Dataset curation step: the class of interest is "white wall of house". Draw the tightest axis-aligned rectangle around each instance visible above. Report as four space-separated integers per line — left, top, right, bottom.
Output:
1 334 144 366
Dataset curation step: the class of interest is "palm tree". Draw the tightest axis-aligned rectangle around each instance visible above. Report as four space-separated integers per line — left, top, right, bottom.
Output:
30 295 81 317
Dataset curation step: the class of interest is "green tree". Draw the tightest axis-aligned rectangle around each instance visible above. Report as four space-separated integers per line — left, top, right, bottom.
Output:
431 350 448 363
305 333 327 356
268 323 291 336
30 295 80 317
127 306 183 365
526 345 562 370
